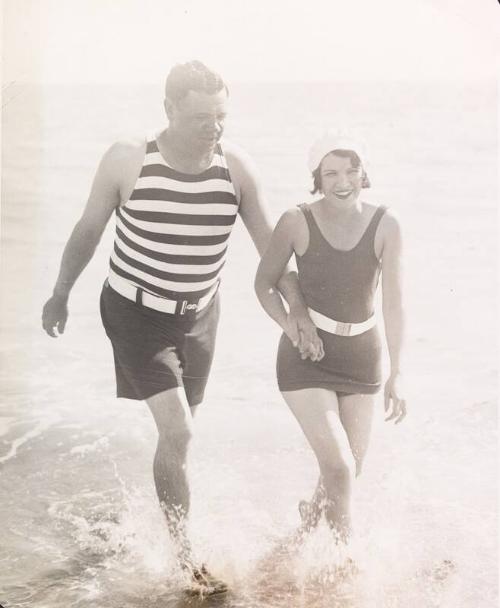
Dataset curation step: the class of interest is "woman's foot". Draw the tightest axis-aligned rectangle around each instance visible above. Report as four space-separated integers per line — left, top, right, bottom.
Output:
298 499 322 532
183 563 228 596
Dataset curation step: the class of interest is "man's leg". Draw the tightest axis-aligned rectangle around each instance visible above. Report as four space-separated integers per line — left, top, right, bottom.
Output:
146 387 228 596
146 386 195 567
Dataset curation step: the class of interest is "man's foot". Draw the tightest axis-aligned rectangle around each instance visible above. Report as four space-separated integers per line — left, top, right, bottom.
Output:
335 556 359 580
184 564 228 597
421 559 456 582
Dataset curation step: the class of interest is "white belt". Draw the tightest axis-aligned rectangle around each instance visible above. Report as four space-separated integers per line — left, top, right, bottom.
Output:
107 271 219 315
308 307 376 337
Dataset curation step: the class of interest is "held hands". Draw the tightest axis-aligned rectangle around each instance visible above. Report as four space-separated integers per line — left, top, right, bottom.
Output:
286 308 324 362
384 371 407 423
42 294 69 337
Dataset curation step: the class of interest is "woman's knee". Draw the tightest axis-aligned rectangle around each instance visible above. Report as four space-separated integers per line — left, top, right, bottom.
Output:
320 454 355 488
353 453 365 477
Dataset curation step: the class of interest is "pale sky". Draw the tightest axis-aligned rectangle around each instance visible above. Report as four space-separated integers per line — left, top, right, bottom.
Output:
2 0 499 85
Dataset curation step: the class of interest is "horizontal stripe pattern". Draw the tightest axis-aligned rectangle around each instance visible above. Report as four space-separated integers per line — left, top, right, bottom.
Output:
115 225 227 264
118 207 234 235
130 188 236 206
116 214 229 249
110 256 223 293
144 149 229 171
126 198 238 215
109 138 238 301
139 167 234 188
123 206 236 226
115 234 226 274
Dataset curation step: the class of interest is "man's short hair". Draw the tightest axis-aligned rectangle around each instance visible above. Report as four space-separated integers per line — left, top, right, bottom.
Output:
165 60 227 104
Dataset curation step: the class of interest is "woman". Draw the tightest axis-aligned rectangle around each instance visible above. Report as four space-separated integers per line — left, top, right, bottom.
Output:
255 131 406 543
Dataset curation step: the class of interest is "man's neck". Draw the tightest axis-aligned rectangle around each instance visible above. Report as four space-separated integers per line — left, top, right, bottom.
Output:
157 129 215 174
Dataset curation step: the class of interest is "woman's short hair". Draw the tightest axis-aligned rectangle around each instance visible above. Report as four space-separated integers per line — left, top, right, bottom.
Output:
311 149 371 195
165 60 228 104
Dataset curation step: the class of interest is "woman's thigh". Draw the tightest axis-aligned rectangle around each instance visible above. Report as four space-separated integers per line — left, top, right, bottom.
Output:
281 388 354 469
338 393 375 474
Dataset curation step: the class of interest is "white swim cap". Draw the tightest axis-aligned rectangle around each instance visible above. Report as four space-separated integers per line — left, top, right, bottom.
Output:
308 129 369 173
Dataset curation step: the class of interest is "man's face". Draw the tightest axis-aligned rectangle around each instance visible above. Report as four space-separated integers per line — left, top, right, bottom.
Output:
166 89 228 151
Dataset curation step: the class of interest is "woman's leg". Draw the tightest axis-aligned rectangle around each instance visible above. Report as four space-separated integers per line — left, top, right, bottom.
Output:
298 476 326 532
338 393 375 477
282 388 355 542
298 393 376 528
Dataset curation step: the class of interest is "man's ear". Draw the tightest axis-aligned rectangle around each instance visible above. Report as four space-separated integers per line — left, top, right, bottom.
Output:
164 97 175 121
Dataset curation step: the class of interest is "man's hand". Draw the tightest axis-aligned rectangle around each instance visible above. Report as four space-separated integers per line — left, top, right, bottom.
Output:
42 294 69 338
286 308 324 361
384 371 407 423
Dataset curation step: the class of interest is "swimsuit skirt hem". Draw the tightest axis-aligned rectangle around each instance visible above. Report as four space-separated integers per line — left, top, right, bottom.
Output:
278 380 381 394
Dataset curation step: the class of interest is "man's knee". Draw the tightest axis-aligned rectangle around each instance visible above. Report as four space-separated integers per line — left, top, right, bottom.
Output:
158 422 193 448
147 388 194 446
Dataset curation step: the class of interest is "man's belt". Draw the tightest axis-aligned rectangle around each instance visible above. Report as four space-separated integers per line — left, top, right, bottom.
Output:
108 271 219 315
308 307 376 337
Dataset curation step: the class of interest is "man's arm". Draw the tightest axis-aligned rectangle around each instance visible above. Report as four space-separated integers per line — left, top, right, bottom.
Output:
224 142 323 360
42 141 140 337
254 209 298 331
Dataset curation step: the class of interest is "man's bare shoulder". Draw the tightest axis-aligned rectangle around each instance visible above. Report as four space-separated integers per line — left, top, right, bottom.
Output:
96 136 147 191
220 139 261 204
221 139 258 175
221 138 251 159
105 136 147 164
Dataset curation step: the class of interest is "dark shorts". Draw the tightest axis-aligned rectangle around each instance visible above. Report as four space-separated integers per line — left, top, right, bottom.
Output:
100 281 220 406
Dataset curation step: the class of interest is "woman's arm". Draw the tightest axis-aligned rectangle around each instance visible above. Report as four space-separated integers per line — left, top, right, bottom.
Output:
255 209 323 360
380 211 407 423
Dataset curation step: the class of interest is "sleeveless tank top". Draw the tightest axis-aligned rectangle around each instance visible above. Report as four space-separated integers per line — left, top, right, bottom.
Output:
108 137 239 301
297 203 387 323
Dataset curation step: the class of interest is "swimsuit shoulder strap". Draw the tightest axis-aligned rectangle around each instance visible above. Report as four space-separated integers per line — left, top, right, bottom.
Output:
363 205 388 243
298 203 323 241
145 133 159 154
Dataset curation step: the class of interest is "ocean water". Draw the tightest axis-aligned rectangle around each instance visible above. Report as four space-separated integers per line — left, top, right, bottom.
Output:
1 81 497 607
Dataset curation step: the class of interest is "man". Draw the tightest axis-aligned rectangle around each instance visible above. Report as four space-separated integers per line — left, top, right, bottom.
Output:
42 61 321 594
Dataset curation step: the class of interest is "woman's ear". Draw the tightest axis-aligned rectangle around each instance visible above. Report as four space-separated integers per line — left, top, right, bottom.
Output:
362 171 371 188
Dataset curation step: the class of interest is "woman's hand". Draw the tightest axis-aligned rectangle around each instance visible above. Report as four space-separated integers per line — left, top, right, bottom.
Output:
286 308 324 361
384 371 407 423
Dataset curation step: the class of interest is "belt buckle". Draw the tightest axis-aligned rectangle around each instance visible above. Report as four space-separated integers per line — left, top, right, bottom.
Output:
336 321 351 336
179 300 199 315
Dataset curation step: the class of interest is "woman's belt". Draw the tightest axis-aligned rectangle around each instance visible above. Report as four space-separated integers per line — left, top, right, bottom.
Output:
308 307 376 336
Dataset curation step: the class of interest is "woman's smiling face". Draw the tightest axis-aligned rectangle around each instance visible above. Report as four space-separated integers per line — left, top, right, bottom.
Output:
319 152 364 207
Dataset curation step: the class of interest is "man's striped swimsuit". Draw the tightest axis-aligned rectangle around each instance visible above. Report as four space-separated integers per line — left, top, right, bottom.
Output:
100 136 239 404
